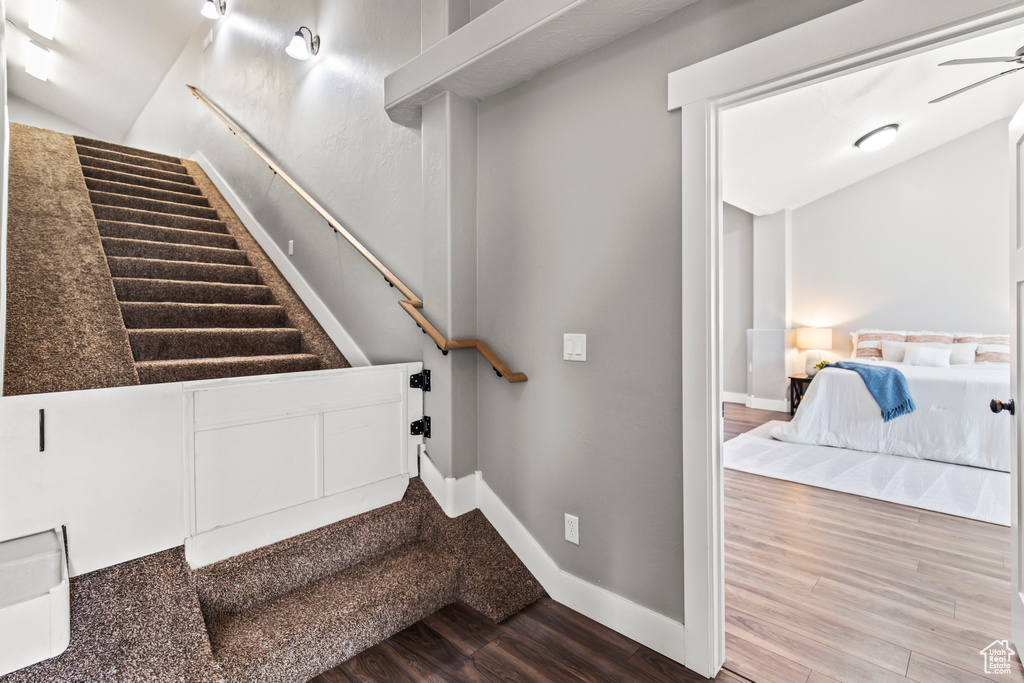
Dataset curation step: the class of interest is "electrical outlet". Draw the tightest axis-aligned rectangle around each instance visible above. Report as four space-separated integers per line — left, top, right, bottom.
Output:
564 513 579 545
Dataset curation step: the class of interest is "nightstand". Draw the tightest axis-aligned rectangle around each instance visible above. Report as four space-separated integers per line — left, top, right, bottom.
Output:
789 375 813 416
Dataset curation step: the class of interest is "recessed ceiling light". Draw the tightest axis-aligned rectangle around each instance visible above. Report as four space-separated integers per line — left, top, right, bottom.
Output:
854 124 900 152
28 0 59 40
25 40 51 81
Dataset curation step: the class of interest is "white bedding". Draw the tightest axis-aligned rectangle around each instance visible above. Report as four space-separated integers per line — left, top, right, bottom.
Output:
770 360 1012 471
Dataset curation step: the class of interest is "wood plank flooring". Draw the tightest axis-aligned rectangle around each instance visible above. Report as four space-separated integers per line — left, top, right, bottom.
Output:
312 403 1022 682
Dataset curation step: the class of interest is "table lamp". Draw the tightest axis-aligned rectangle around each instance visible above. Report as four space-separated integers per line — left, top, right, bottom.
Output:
796 327 833 376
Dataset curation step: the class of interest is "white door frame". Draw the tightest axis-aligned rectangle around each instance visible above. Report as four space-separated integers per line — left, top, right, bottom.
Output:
669 0 1024 676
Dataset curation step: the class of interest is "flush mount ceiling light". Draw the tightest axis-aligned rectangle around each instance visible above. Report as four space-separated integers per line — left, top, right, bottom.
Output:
285 26 319 60
25 40 51 81
29 0 59 40
854 123 900 152
201 0 225 19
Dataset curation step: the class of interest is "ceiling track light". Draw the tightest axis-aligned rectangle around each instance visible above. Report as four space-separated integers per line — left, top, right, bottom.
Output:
854 123 900 151
201 0 225 20
286 26 319 60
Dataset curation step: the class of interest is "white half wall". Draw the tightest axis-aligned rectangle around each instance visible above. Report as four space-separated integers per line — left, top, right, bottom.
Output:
790 120 1010 358
7 95 98 139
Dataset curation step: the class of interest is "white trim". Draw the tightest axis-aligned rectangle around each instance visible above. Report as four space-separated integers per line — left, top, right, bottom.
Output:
745 396 789 413
721 391 746 405
190 152 370 368
669 0 1024 677
185 474 410 568
476 478 687 664
418 451 480 517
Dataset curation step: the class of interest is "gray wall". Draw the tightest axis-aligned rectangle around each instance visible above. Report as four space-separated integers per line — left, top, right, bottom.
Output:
124 0 424 365
475 0 858 622
723 203 753 397
791 120 1010 359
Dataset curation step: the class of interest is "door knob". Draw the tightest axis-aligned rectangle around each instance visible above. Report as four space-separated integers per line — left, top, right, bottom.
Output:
990 398 1016 415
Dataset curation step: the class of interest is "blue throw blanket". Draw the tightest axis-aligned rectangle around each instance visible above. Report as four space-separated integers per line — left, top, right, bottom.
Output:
826 361 916 423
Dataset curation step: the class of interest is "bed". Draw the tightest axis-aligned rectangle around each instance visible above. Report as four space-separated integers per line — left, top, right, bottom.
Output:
770 351 1012 472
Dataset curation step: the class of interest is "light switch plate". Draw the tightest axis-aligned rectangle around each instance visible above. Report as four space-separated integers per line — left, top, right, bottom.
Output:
563 333 586 361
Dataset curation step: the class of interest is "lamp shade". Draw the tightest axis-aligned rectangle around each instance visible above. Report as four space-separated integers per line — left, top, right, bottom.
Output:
796 327 833 350
286 32 310 60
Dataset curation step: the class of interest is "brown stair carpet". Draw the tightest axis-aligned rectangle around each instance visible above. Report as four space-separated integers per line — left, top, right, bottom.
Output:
71 135 349 383
1 479 546 683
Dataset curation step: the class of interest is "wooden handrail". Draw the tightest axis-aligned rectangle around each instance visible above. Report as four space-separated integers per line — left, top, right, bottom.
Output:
187 85 526 382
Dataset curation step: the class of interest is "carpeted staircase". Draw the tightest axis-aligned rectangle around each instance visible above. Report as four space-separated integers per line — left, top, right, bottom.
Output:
73 134 347 384
0 479 546 683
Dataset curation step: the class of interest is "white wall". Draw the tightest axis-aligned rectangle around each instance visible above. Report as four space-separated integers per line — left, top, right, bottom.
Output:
791 120 1010 360
124 0 424 366
723 203 752 397
475 0 858 623
0 0 8 392
8 94 98 138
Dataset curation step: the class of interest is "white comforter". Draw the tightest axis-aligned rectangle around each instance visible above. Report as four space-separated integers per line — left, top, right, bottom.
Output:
770 361 1012 471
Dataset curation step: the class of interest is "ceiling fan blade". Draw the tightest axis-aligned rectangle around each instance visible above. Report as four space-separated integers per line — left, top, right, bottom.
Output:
940 56 1020 65
929 66 1024 104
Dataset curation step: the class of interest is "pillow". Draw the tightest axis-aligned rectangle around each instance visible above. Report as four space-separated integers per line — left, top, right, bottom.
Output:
949 342 979 365
905 332 954 345
977 344 1010 364
881 340 956 363
904 345 952 367
855 330 905 359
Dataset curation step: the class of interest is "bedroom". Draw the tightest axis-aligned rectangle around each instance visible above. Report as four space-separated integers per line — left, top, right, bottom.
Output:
718 23 1023 681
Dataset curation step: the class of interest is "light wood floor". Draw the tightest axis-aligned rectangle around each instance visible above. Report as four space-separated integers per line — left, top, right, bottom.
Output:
723 402 1023 682
314 404 1022 682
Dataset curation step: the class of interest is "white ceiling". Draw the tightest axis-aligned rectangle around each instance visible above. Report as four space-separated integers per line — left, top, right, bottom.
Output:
722 23 1024 217
4 0 206 141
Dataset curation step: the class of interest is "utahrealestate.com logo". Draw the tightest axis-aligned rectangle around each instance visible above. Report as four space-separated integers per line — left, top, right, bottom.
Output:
980 640 1016 675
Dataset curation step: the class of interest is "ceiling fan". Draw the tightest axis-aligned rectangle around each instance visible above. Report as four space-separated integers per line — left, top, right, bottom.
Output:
929 45 1024 104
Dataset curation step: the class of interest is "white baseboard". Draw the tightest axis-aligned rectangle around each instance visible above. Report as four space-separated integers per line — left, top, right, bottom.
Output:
416 453 687 666
191 152 370 367
722 391 747 405
745 396 789 413
418 451 479 518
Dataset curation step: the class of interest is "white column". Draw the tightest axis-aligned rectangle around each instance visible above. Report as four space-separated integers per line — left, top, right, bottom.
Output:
747 209 791 408
421 0 471 50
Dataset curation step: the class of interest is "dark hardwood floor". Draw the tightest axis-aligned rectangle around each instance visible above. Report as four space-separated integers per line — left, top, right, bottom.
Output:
312 403 1021 682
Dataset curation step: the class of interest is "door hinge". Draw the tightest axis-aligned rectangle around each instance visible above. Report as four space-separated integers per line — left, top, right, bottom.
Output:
410 369 431 391
410 416 431 438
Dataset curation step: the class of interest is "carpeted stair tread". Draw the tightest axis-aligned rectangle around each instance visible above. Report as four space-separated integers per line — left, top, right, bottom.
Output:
102 237 249 264
89 189 220 220
98 220 239 250
207 540 460 682
112 277 275 305
128 327 303 361
75 144 189 175
195 493 424 624
135 353 321 383
93 203 228 233
85 177 212 207
82 165 202 195
107 256 260 284
120 301 289 329
79 154 199 184
74 135 183 164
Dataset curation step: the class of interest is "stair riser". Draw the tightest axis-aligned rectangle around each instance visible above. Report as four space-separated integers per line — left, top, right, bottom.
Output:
135 355 320 384
94 204 228 234
129 329 303 361
86 178 212 207
119 303 289 329
74 135 183 164
80 155 198 184
90 190 220 221
76 144 188 175
98 220 239 250
107 257 260 285
102 238 249 265
113 278 276 305
82 166 202 195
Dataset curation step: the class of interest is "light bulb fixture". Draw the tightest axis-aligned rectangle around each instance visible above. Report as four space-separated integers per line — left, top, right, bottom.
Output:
286 26 319 60
854 123 899 152
29 0 59 40
201 0 225 19
25 40 51 81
